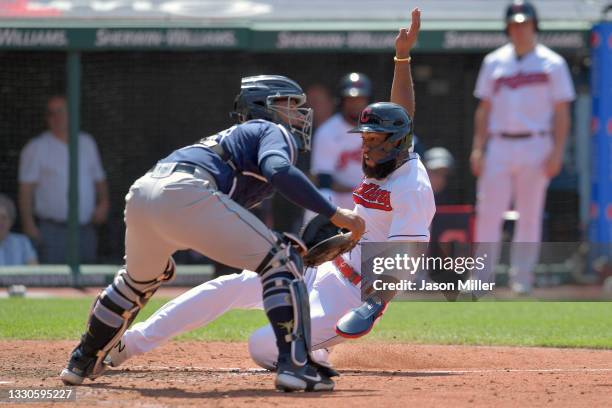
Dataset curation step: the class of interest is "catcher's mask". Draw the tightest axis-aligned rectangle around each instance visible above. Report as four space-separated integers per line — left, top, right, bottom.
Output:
349 102 413 166
231 75 313 151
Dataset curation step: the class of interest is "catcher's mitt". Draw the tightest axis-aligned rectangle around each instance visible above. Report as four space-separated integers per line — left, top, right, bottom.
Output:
300 214 357 267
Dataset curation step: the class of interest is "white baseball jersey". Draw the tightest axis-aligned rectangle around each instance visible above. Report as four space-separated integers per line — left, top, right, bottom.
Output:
474 43 575 134
341 153 436 275
310 113 364 209
473 43 575 292
18 131 106 224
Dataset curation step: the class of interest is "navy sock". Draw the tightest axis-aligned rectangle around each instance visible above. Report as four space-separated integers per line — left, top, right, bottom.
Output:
261 271 295 356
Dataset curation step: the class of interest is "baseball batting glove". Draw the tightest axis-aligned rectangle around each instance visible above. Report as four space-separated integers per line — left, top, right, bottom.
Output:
300 214 358 267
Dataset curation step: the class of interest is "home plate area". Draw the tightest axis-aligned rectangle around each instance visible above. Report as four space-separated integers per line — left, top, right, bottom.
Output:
1 341 611 407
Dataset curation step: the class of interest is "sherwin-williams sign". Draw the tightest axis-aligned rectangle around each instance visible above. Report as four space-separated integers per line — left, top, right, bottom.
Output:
255 30 586 52
0 27 588 51
0 28 247 49
0 29 68 47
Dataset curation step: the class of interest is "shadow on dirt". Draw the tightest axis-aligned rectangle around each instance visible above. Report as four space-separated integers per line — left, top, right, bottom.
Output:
86 383 381 399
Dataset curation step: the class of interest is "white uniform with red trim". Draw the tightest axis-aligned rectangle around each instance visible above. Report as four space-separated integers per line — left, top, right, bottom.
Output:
310 113 364 209
474 43 575 291
116 153 435 369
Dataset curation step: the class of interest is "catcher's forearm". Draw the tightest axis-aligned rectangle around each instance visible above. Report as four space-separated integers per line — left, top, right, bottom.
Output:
316 173 354 193
263 157 336 218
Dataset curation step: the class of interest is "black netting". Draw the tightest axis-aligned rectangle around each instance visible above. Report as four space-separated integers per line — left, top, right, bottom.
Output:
0 50 581 264
0 51 66 216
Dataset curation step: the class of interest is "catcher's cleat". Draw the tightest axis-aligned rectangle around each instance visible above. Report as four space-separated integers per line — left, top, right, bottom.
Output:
335 295 387 339
275 355 335 392
103 340 130 368
60 345 104 385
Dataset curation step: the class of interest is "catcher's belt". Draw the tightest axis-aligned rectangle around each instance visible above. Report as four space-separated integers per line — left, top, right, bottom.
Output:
333 256 361 285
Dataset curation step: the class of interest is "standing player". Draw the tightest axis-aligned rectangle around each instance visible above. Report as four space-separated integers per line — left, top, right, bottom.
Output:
104 8 431 372
310 73 372 211
59 75 366 392
470 0 575 294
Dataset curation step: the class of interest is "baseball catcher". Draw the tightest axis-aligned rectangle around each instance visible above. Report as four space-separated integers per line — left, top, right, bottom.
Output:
59 70 366 392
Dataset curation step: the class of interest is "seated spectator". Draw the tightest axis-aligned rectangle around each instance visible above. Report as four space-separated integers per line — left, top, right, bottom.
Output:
0 193 37 265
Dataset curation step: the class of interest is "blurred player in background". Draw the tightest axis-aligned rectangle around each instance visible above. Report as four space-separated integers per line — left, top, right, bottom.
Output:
310 72 372 211
18 95 109 264
424 147 455 205
470 0 575 294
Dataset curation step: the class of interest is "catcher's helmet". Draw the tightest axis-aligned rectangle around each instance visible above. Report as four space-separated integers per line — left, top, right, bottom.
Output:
348 102 413 165
505 0 539 33
231 75 313 151
338 72 372 99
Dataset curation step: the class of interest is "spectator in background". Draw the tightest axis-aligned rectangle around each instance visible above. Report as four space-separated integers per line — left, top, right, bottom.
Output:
424 147 455 205
0 193 37 265
310 73 371 211
305 83 335 130
18 95 109 264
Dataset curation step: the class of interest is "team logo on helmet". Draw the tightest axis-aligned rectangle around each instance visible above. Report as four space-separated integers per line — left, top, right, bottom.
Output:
360 107 372 123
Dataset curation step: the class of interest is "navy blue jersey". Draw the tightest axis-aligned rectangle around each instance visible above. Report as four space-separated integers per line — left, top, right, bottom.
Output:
159 120 298 209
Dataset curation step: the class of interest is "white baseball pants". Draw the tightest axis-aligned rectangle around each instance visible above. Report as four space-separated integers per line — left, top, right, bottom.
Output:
475 136 552 290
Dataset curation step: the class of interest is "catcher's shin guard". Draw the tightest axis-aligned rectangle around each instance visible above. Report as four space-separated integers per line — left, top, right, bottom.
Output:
60 259 175 385
257 240 337 391
257 241 304 359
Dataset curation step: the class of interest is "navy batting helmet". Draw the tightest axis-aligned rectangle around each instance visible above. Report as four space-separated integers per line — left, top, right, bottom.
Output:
338 73 372 99
505 0 539 33
231 75 313 151
348 102 413 165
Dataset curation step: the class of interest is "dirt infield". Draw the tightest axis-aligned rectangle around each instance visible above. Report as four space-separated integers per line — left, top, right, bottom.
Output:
1 341 611 407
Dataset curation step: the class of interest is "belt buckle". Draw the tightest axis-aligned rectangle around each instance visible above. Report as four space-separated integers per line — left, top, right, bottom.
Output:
202 139 218 148
151 162 177 179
